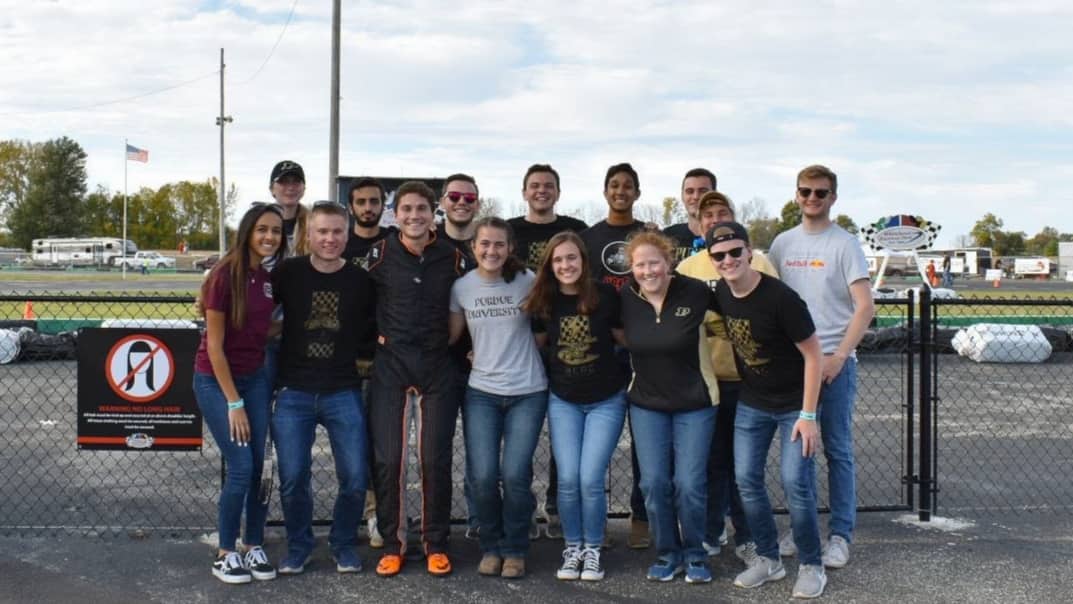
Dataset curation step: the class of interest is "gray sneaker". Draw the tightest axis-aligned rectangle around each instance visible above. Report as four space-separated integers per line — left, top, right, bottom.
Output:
792 564 827 599
733 555 786 588
778 531 797 557
734 541 759 567
822 535 850 568
702 541 721 557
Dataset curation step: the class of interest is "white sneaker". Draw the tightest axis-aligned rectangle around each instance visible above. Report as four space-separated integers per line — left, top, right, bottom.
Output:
734 541 759 566
822 535 850 568
718 523 729 546
702 541 721 556
242 546 277 581
792 564 827 599
733 555 786 589
212 551 252 584
367 516 384 549
580 546 605 581
778 531 797 557
556 545 582 580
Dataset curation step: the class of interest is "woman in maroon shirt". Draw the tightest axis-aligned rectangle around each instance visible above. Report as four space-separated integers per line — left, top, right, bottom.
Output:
193 203 287 584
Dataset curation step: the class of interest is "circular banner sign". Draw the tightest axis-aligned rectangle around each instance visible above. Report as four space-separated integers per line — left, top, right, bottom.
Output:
861 215 941 251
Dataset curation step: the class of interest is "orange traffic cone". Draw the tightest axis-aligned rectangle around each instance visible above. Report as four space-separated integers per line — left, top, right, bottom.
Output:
22 301 35 319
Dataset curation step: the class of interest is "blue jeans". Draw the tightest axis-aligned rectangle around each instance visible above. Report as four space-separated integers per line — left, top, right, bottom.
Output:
547 391 627 547
194 368 272 551
820 356 858 542
734 403 822 565
630 404 715 564
271 386 368 559
707 382 751 547
463 386 548 558
941 269 953 288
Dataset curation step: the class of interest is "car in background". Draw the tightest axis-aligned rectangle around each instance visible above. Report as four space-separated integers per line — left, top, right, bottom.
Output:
114 251 176 269
194 254 220 271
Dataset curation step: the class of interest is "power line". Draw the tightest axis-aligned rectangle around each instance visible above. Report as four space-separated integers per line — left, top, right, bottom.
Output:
237 0 300 84
0 71 220 117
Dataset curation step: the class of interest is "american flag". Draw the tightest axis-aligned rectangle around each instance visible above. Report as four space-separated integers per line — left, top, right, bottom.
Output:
126 144 148 163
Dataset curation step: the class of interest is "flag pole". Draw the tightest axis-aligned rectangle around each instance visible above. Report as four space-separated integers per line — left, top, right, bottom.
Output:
123 138 128 280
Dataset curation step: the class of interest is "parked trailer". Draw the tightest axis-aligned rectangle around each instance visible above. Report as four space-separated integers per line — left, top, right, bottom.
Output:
31 238 137 267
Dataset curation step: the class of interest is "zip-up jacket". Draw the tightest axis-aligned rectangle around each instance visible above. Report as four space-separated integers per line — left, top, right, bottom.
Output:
621 274 719 412
366 231 469 356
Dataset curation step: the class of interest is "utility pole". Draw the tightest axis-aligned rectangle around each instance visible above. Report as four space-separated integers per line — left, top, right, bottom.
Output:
216 48 233 254
329 0 341 201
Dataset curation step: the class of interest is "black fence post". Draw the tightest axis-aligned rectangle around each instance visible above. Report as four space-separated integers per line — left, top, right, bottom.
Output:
918 288 933 522
904 289 915 511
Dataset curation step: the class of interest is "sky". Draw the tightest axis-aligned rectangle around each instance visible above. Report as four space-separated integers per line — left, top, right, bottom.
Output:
2 0 1071 247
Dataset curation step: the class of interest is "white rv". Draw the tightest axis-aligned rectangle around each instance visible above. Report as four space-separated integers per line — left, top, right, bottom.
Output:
31 237 137 267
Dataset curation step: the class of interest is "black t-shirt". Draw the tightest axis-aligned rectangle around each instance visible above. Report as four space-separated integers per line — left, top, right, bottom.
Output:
342 226 394 269
535 282 626 403
271 257 375 393
620 275 718 413
713 274 816 413
436 223 477 266
580 220 646 293
663 222 703 267
508 215 588 271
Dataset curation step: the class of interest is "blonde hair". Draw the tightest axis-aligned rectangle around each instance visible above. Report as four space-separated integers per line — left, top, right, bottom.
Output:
625 231 674 266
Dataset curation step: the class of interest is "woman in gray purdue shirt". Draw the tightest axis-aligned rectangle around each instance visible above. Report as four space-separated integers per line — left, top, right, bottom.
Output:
449 217 548 580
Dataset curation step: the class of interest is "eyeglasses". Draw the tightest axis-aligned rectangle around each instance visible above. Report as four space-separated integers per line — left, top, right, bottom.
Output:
797 187 831 200
708 246 746 263
444 191 478 204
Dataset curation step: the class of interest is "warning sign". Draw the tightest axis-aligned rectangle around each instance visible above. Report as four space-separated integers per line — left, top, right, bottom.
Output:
77 327 201 451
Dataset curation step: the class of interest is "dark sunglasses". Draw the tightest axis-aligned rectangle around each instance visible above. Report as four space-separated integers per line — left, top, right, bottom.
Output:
709 246 746 262
250 201 284 214
797 187 831 200
444 191 478 204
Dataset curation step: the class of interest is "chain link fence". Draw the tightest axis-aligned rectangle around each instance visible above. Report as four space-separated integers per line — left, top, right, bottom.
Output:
7 288 1062 537
927 295 1073 517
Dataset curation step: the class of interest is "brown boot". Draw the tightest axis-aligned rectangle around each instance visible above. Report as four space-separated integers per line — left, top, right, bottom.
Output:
477 554 502 576
628 517 650 549
501 557 526 579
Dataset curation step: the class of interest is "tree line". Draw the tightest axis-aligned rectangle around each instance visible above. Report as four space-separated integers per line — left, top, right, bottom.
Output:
0 137 235 250
968 213 1072 257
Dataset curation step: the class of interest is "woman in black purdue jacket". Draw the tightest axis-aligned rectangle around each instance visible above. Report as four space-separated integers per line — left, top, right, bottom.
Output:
620 231 718 585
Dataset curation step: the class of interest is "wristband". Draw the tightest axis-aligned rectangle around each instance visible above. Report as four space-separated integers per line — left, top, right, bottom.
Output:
799 410 816 421
227 399 245 411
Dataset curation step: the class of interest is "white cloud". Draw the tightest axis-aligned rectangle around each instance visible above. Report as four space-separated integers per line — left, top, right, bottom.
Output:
1 0 1071 247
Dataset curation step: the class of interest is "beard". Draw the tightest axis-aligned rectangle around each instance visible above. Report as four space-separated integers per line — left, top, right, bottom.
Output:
355 214 381 228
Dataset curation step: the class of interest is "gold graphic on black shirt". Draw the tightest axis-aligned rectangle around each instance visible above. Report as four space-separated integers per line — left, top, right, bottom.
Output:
305 290 340 358
557 315 599 366
526 241 548 271
725 316 770 374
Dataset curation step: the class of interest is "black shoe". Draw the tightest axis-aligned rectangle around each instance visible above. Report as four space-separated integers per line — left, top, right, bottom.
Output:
213 551 252 585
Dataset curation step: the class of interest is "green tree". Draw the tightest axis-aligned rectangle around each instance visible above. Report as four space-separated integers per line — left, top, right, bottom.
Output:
992 230 1026 257
1026 226 1059 256
82 186 125 238
7 136 88 249
970 213 1003 248
775 200 801 235
747 217 780 250
834 214 858 235
0 140 39 229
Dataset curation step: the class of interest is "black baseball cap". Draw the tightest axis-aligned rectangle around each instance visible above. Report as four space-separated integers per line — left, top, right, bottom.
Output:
705 221 750 248
270 160 305 185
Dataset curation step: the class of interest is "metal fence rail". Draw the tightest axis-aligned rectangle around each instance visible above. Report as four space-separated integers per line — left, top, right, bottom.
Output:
3 289 1065 537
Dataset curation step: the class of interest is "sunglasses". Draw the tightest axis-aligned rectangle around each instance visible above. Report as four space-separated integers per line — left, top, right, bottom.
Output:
709 246 746 263
444 191 478 204
797 187 831 200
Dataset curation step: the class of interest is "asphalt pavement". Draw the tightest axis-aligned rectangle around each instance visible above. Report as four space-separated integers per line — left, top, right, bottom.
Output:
2 513 1071 604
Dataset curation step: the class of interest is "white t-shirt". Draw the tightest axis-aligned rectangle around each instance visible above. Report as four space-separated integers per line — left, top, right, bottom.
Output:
450 269 547 396
768 224 870 354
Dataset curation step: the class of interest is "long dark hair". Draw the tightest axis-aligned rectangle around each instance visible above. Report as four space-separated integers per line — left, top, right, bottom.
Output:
523 231 599 320
471 216 525 283
201 202 287 329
